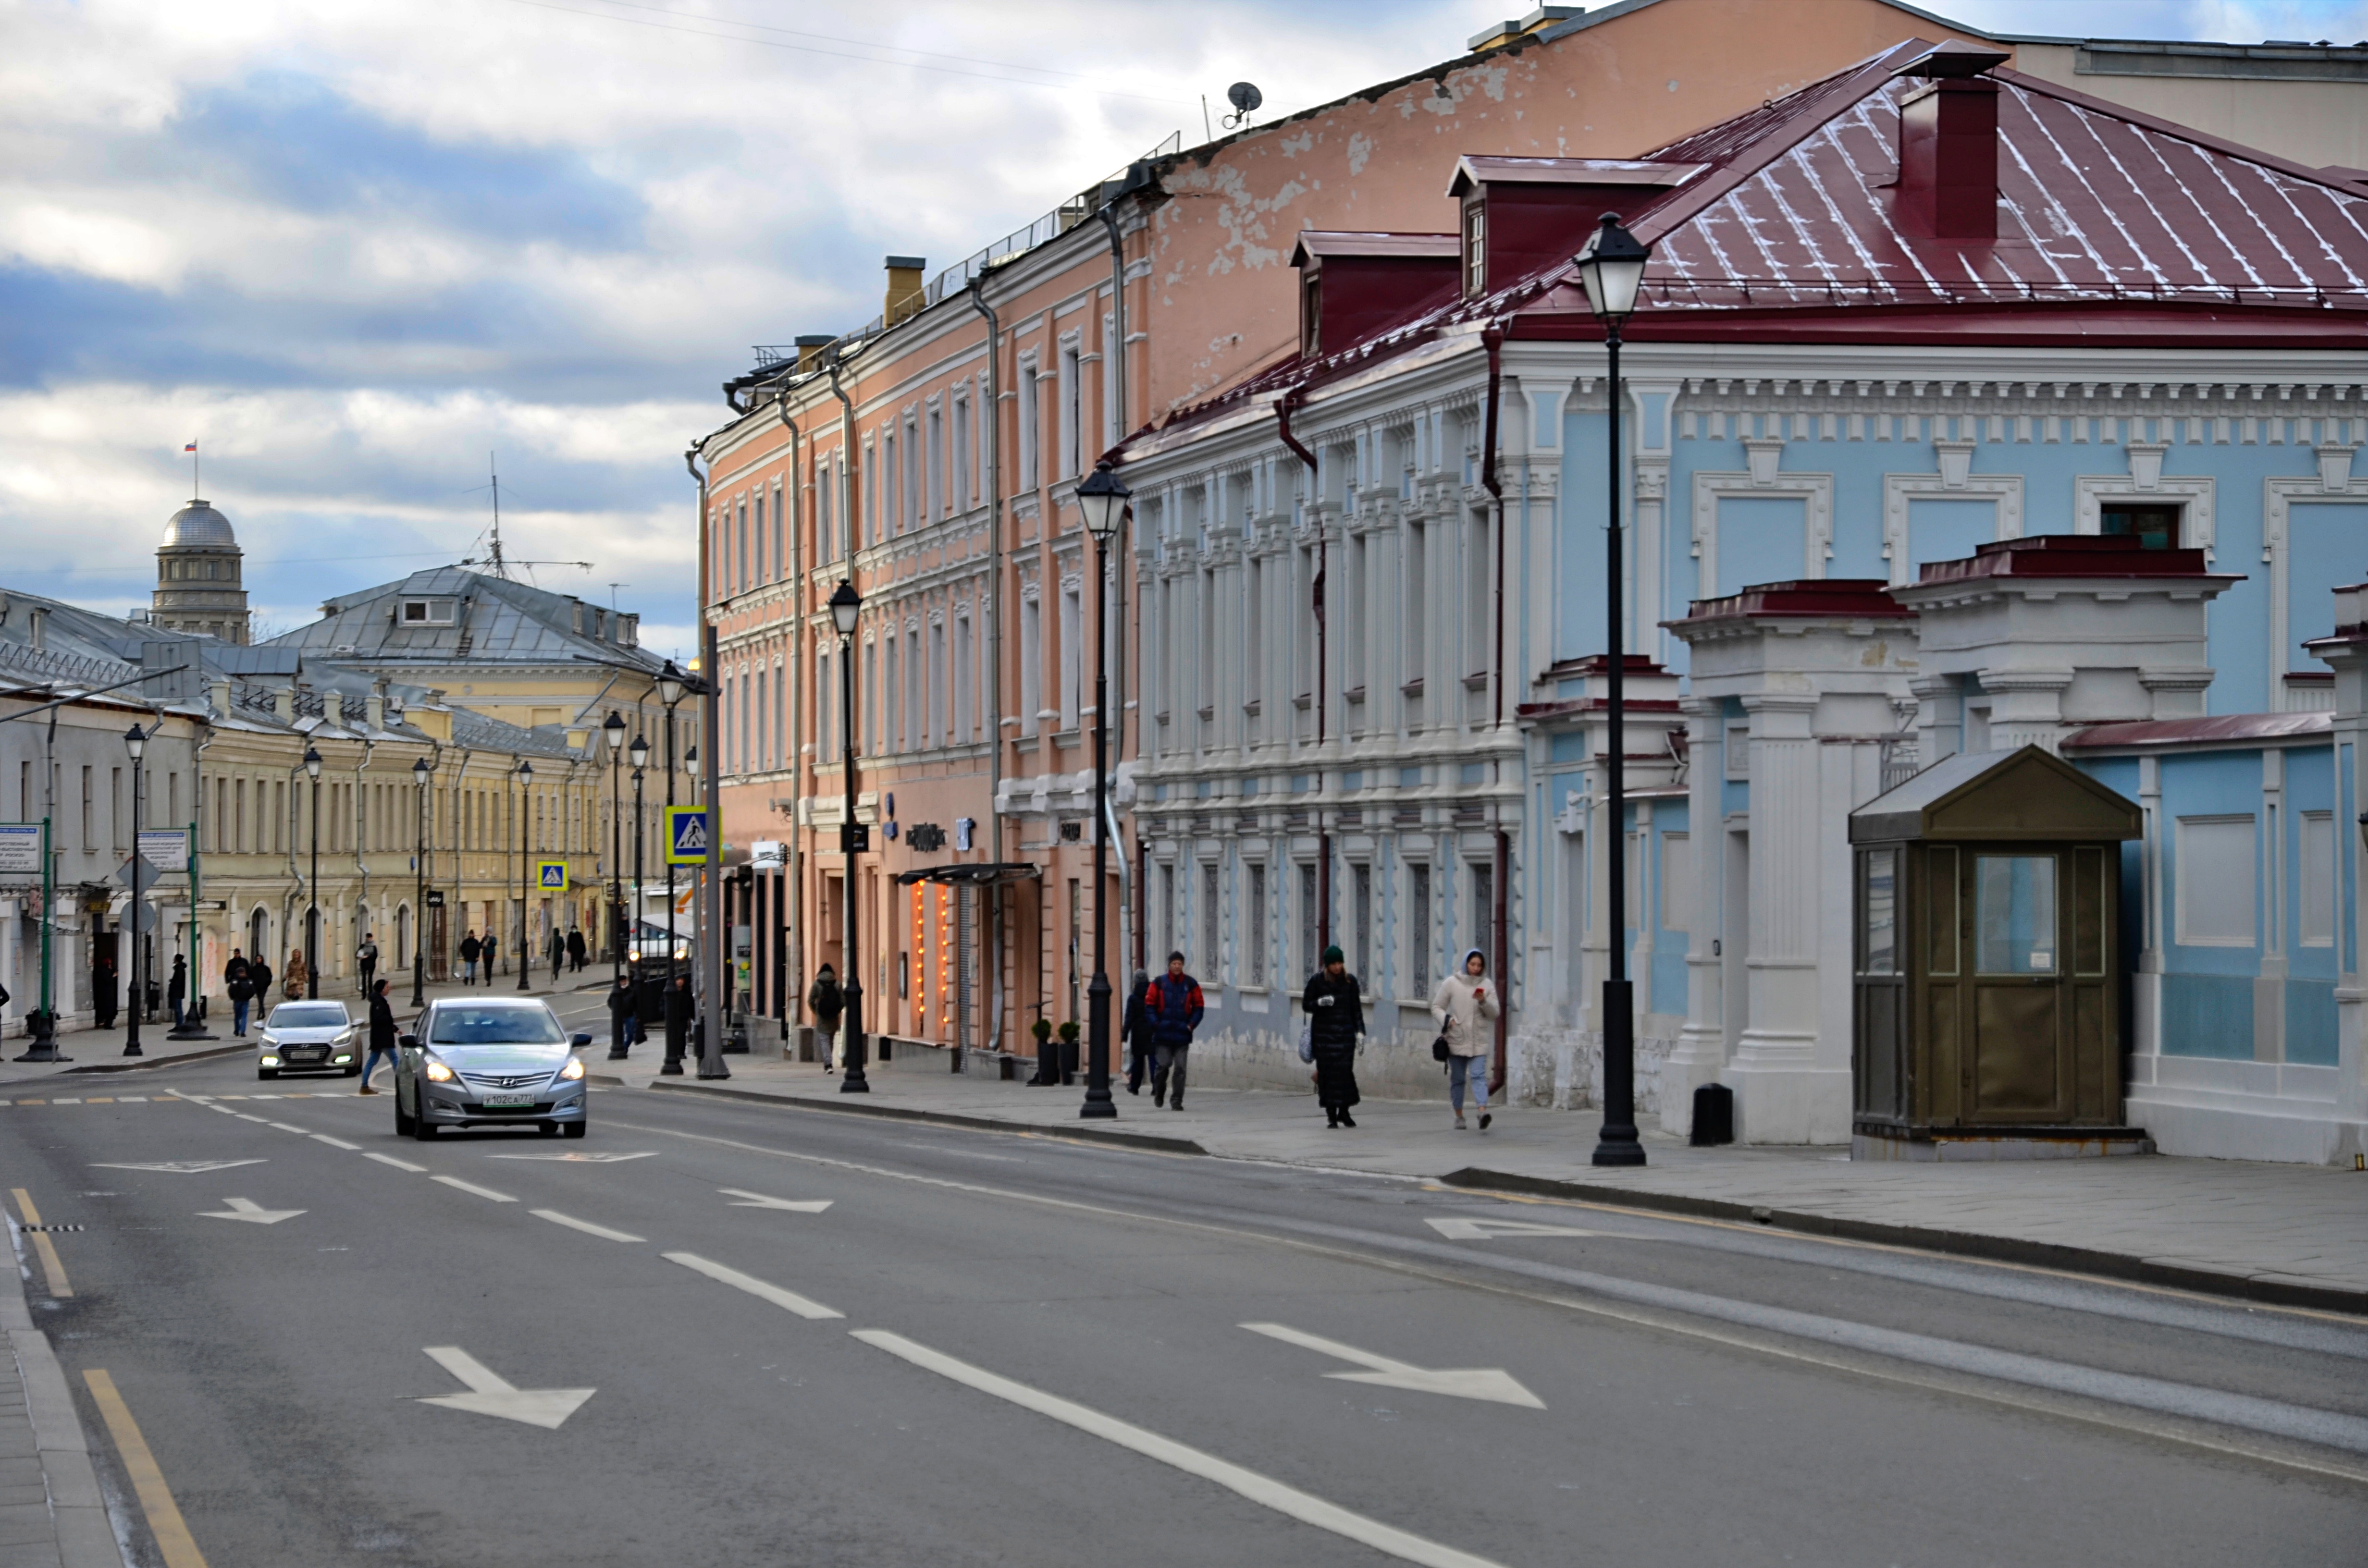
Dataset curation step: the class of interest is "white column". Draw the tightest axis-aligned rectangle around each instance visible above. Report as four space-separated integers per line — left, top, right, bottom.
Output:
1660 697 1726 1135
1983 669 2074 753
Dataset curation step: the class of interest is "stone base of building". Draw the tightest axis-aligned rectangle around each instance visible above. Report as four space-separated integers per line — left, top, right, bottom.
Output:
1851 1127 2155 1162
2129 1066 2368 1167
1726 1063 1852 1146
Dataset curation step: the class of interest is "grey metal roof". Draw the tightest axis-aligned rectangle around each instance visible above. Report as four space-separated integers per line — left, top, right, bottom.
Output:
161 500 237 550
263 567 661 672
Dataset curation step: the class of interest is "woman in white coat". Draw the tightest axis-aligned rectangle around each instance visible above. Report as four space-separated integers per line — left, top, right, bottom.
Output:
1431 948 1500 1130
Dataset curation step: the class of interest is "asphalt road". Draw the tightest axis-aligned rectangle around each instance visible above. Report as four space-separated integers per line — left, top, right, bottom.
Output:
6 1046 2365 1567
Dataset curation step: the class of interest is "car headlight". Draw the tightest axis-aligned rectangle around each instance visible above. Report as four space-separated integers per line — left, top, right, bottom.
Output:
556 1056 586 1081
334 1026 358 1045
258 1033 278 1049
424 1058 456 1083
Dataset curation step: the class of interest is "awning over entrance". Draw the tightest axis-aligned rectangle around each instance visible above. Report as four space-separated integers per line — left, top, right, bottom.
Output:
890 861 1040 888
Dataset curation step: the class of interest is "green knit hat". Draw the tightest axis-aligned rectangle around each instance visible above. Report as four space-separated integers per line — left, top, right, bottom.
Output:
1322 945 1344 965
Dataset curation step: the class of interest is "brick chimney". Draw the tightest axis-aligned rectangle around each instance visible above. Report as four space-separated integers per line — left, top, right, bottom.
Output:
1895 42 2011 242
884 256 926 325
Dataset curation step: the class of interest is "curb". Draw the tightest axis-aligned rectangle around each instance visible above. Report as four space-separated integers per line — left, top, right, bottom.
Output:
3 1223 132 1567
60 1044 251 1076
1439 1167 2368 1319
643 1079 1210 1157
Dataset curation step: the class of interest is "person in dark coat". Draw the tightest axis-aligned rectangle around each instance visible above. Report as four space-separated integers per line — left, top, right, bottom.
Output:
663 972 693 1075
567 927 588 972
92 956 119 1029
482 931 499 978
1144 952 1204 1111
224 949 253 1036
807 965 844 1073
606 973 635 1056
1304 946 1366 1128
359 979 399 1094
458 931 482 985
166 955 187 1030
248 957 273 1010
1120 970 1152 1094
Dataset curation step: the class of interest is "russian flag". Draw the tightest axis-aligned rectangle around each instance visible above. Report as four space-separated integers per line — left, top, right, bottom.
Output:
184 442 197 453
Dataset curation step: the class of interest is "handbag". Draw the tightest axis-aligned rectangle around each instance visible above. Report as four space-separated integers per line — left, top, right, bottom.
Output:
1432 1034 1451 1063
1296 1022 1315 1064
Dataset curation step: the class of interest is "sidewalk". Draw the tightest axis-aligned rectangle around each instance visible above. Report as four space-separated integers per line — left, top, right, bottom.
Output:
605 1046 2368 1315
0 1230 121 1567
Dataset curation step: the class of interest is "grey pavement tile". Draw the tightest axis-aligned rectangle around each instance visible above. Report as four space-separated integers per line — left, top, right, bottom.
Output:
0 1506 55 1548
0 1538 62 1568
0 1490 44 1511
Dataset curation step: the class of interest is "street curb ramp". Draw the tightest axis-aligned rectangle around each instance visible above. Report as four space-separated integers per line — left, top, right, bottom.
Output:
644 1078 1211 1157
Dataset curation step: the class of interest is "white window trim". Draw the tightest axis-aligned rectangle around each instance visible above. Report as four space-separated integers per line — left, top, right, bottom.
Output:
2174 813 2257 948
1690 468 1835 599
1880 468 2024 586
2264 460 2368 711
2072 466 2215 561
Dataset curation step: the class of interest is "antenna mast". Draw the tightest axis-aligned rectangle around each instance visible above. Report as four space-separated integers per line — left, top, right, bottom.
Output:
487 452 508 579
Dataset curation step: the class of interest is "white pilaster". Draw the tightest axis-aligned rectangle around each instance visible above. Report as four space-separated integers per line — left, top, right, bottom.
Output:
1660 697 1726 1134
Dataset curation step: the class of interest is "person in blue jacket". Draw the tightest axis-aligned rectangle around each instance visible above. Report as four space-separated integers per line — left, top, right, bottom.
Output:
1143 952 1203 1111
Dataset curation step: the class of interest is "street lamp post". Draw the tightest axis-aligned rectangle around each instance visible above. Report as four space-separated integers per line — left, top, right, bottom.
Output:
1574 211 1653 1169
828 579 868 1094
603 711 627 1054
629 733 648 1012
1075 462 1129 1120
516 758 534 993
123 723 148 1057
411 756 431 1008
657 663 687 1076
304 745 322 1004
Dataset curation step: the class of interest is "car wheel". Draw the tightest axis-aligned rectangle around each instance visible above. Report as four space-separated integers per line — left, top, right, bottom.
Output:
561 1120 588 1140
393 1084 416 1137
343 1062 363 1077
411 1099 439 1140
537 1121 561 1137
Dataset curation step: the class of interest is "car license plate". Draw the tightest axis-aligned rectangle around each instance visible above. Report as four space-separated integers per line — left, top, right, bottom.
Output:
290 1047 327 1060
479 1094 536 1109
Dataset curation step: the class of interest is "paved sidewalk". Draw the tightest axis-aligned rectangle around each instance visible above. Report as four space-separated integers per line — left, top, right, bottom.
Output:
604 1046 2368 1314
0 1230 121 1567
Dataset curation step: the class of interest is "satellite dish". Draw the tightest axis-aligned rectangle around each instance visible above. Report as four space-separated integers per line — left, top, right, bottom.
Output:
1227 82 1263 114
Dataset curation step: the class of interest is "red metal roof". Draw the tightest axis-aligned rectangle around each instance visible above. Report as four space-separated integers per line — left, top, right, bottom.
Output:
1911 536 2234 586
2063 713 2334 750
1669 578 1913 628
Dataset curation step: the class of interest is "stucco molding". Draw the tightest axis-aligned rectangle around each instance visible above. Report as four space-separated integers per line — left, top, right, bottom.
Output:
2265 470 2368 710
2071 467 2217 562
1880 468 2024 586
1689 468 1835 600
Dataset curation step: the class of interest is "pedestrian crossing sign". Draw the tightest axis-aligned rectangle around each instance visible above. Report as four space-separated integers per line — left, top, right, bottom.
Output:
666 807 711 865
538 860 568 890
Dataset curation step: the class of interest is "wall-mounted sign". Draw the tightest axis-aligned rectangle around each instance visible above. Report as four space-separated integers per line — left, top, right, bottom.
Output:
538 860 568 890
0 824 40 876
137 829 189 871
425 889 446 908
905 823 946 853
751 840 786 868
954 818 974 852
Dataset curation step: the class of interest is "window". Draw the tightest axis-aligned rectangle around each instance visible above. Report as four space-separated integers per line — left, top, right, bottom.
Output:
1725 722 1751 781
753 490 767 584
953 614 973 743
1298 863 1319 980
1403 523 1426 693
1300 272 1321 356
1861 848 1897 975
1248 863 1268 986
1060 586 1082 731
1021 594 1043 736
1409 863 1431 995
1463 200 1486 296
905 627 922 751
1061 341 1083 479
1019 355 1041 490
883 635 900 754
951 395 970 513
2300 812 2336 947
1466 509 1492 677
771 484 784 582
738 500 750 593
2102 502 2180 551
1352 863 1371 978
1469 862 1493 957
1659 832 1691 933
1201 862 1219 978
863 443 879 545
2176 816 2257 947
401 600 454 625
1976 855 2057 974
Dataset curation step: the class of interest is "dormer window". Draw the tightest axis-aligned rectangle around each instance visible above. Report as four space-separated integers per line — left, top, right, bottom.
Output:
1464 202 1487 297
401 599 456 625
1301 272 1322 356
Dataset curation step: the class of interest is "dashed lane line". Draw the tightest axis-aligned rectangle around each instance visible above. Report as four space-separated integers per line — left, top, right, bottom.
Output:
364 1153 429 1173
532 1210 645 1244
311 1135 363 1151
662 1253 842 1320
431 1176 517 1203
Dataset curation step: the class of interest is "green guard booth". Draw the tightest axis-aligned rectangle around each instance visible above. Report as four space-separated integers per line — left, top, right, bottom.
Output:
1849 746 2148 1160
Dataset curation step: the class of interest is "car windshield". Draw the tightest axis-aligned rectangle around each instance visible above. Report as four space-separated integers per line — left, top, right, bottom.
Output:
269 1004 346 1028
427 1006 566 1045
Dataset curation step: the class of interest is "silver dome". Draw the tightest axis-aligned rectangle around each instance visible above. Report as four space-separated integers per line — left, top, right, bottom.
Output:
162 500 237 550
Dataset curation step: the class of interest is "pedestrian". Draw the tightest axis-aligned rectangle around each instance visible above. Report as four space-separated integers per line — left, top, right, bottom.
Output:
459 930 481 986
664 971 692 1074
224 948 253 1037
483 931 500 979
1431 948 1501 1131
248 955 273 1010
1144 951 1204 1111
167 954 187 1030
358 978 399 1095
93 955 119 1029
357 931 379 998
567 927 587 972
1304 945 1366 1128
606 972 635 1056
1121 969 1152 1095
284 948 309 1001
546 927 565 983
807 964 843 1073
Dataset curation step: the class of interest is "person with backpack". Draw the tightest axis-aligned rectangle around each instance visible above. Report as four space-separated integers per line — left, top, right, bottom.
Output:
224 949 253 1036
1431 948 1501 1131
1144 952 1204 1111
1305 945 1367 1128
1121 969 1153 1095
458 930 482 985
807 964 843 1073
358 978 399 1095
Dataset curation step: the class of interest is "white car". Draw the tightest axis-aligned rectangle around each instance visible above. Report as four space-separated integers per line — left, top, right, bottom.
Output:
256 1001 360 1079
395 997 593 1139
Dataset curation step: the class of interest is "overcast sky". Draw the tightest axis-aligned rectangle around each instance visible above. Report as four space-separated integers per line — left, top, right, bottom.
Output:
4 0 2363 661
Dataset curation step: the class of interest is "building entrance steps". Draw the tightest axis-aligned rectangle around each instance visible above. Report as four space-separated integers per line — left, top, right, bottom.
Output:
596 1053 2368 1316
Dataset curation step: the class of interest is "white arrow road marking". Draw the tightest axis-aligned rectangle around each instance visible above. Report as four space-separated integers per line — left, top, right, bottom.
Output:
663 1253 841 1320
854 1331 1510 1568
531 1209 644 1243
484 1152 657 1164
1424 1216 1612 1242
718 1188 833 1213
1239 1323 1545 1409
415 1347 594 1430
199 1197 307 1225
93 1161 267 1174
363 1153 427 1173
430 1176 516 1203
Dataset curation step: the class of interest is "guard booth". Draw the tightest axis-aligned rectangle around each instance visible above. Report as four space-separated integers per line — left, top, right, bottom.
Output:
1848 746 2146 1160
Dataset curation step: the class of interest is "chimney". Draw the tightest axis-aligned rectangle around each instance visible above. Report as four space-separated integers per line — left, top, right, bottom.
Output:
884 256 926 325
1894 42 2012 242
795 333 836 373
324 691 345 726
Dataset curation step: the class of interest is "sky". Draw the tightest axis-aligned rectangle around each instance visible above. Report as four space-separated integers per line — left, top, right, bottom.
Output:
4 0 2366 662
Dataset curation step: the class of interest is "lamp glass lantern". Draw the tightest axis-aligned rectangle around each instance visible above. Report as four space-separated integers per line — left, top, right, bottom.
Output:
657 662 685 708
629 735 651 771
303 746 322 781
1573 213 1652 324
828 578 862 637
412 757 430 784
123 723 146 761
603 710 626 755
1076 461 1131 540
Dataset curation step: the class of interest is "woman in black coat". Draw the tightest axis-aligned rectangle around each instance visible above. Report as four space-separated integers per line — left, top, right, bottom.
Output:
1303 946 1366 1128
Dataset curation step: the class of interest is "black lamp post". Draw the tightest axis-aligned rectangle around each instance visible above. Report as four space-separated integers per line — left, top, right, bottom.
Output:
603 711 627 1035
828 578 869 1094
629 733 648 987
657 662 688 986
1575 211 1652 1169
515 758 534 993
1076 461 1129 1119
123 723 148 1057
411 756 431 1008
304 745 322 1003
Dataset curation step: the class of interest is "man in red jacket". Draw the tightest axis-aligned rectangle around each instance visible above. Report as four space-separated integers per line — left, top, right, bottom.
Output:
1143 951 1204 1111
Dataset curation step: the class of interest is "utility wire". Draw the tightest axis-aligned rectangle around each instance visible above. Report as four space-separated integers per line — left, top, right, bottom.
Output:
575 0 1107 82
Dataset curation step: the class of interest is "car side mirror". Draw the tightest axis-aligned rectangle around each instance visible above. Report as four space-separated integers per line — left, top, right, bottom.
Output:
398 1033 417 1049
570 1033 592 1048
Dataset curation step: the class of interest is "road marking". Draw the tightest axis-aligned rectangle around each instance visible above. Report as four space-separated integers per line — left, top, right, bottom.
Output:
431 1176 517 1203
311 1134 362 1151
531 1209 644 1243
483 1151 657 1163
363 1153 429 1173
86 1096 113 1103
84 1370 210 1568
854 1330 1508 1568
662 1252 842 1319
119 1095 148 1102
93 1161 267 1174
1238 1322 1544 1408
198 1197 306 1225
52 1098 80 1104
11 1189 71 1298
231 1114 269 1124
12 1099 41 1105
1424 1216 1611 1242
718 1188 833 1213
267 1122 311 1135
416 1347 595 1430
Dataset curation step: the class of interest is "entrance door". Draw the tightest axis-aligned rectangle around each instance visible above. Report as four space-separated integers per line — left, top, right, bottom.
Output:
1967 851 2070 1121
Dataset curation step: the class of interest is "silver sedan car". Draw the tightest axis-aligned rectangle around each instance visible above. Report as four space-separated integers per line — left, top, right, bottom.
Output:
256 1001 360 1079
394 997 594 1139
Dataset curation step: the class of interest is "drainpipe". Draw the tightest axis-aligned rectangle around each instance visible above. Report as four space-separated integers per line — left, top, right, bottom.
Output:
1479 321 1511 1090
965 275 1008 1054
1092 203 1137 1000
1276 384 1330 955
282 747 307 979
352 735 375 995
772 391 805 1038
